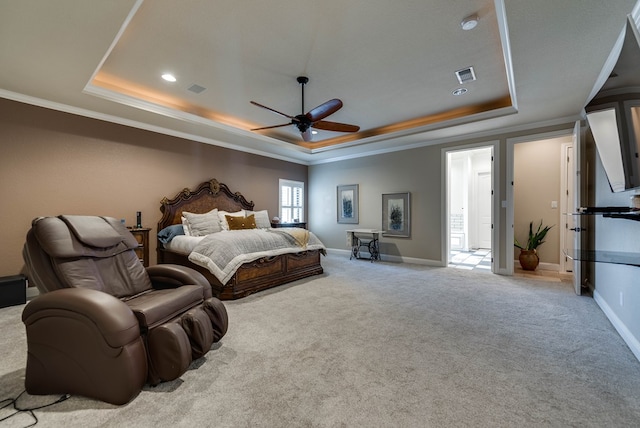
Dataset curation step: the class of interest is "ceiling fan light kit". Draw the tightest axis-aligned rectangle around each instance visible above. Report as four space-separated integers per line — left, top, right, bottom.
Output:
250 76 360 142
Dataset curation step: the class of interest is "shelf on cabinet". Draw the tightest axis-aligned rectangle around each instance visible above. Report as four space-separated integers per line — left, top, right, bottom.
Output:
564 207 640 266
567 207 640 221
564 249 640 267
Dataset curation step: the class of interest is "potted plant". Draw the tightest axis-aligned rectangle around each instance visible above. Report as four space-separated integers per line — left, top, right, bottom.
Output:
514 220 553 271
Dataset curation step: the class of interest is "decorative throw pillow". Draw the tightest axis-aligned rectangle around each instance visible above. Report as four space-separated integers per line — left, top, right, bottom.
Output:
226 214 257 230
246 210 271 229
182 208 221 236
218 210 245 230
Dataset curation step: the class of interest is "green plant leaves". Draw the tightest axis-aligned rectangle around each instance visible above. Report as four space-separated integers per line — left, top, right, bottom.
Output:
514 220 553 250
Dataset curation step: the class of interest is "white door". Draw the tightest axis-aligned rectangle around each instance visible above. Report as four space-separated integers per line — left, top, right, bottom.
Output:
561 142 574 273
477 172 492 248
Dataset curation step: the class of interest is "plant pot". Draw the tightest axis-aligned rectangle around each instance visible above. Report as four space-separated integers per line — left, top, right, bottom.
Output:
518 249 539 271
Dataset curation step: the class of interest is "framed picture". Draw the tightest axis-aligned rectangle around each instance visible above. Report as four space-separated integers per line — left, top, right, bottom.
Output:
382 192 410 237
337 184 359 224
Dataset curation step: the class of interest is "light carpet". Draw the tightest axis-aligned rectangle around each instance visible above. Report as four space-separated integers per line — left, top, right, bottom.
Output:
1 253 639 427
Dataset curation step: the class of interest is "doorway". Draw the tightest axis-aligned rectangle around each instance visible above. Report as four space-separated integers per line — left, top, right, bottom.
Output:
446 145 494 271
506 131 575 277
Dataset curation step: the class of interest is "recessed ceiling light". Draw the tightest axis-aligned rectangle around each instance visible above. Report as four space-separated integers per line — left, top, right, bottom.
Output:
452 88 468 96
461 14 478 31
161 73 177 82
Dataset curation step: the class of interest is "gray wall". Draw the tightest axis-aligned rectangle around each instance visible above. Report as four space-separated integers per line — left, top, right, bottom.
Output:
309 148 443 262
592 151 640 357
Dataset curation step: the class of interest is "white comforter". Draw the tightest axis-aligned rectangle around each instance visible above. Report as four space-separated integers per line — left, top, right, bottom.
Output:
186 228 325 285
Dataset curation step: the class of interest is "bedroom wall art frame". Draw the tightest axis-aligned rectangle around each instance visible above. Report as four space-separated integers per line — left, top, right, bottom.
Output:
337 184 359 224
382 192 411 237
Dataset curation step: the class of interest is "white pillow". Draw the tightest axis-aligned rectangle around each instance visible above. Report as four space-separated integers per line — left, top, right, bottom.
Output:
246 210 271 229
182 208 221 236
181 216 190 236
218 210 245 230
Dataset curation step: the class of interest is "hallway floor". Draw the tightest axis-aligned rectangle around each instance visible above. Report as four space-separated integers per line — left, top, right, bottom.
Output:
513 266 573 284
448 249 573 284
448 249 492 271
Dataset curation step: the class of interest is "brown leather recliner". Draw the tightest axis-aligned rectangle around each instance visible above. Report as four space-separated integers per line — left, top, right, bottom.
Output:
21 215 228 405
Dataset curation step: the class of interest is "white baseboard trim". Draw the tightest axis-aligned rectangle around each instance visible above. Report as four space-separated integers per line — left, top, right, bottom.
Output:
326 248 352 257
512 259 560 272
538 262 560 271
326 248 443 266
384 254 443 266
594 290 640 363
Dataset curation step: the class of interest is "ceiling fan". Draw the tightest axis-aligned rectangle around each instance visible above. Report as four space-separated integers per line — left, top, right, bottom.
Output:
250 76 360 142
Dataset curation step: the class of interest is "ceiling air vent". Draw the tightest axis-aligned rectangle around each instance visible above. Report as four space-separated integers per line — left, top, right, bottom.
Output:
188 84 207 94
455 67 476 84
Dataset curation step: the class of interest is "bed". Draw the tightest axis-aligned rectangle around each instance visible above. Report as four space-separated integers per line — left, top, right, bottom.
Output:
157 178 326 300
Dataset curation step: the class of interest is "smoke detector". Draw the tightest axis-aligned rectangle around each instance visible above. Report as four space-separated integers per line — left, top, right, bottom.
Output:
461 14 479 30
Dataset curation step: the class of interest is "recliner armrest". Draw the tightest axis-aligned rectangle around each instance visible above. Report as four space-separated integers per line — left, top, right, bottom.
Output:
22 288 140 348
146 264 211 298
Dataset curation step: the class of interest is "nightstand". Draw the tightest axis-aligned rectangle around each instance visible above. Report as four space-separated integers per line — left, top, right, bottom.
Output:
271 222 307 229
128 227 151 267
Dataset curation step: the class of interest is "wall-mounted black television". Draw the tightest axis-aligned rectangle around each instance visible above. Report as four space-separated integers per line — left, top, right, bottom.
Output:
586 17 640 193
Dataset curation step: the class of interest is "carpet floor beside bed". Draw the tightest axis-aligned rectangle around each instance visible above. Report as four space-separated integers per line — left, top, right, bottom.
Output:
1 253 639 427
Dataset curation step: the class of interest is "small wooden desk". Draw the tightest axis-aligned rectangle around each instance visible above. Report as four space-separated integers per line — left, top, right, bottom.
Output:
346 229 383 262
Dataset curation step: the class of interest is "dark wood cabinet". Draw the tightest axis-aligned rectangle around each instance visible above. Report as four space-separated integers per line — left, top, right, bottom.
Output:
271 222 307 229
128 227 151 267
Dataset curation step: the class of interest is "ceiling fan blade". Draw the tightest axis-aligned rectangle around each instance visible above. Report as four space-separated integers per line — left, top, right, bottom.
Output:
250 101 294 119
306 98 343 122
251 123 291 131
312 120 360 133
301 129 313 142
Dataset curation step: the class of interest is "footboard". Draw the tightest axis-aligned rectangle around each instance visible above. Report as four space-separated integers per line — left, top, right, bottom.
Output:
158 248 324 300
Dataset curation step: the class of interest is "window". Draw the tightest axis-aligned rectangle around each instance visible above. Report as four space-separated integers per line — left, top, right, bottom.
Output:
279 179 304 223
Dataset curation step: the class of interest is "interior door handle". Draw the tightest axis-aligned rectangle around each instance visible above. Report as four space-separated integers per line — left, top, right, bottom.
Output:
569 227 586 232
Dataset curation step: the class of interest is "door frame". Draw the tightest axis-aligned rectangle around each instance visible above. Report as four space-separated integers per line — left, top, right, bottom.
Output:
442 141 498 272
505 128 578 277
560 141 573 273
570 120 583 295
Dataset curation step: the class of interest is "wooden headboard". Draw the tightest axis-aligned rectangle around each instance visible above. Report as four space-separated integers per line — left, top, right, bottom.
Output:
158 178 255 232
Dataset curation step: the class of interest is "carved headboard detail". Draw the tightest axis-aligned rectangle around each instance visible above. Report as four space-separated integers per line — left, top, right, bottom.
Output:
158 178 255 232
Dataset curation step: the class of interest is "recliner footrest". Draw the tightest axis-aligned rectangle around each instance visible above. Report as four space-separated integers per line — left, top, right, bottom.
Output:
181 307 214 360
203 297 229 342
146 322 191 385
